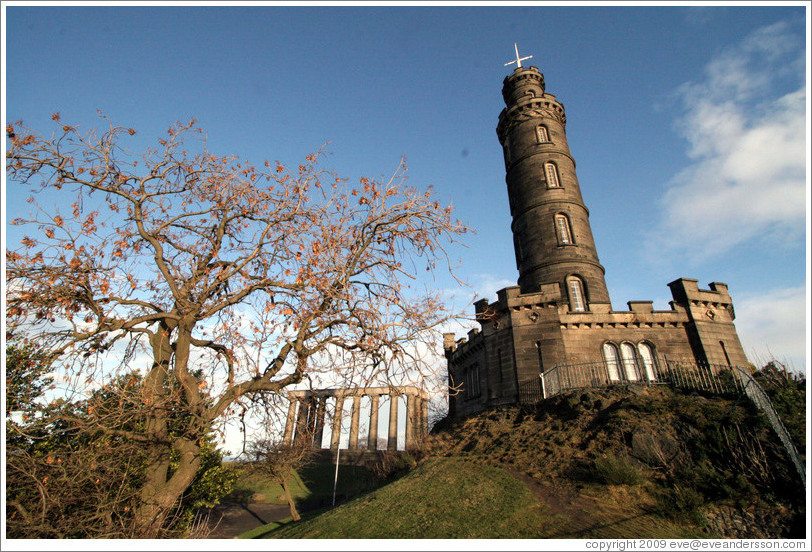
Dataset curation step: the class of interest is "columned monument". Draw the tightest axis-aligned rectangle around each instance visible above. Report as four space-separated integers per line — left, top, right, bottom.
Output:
282 386 429 451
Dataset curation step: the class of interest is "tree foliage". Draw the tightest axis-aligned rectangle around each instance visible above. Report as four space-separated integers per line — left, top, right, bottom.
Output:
6 353 235 538
5 114 467 536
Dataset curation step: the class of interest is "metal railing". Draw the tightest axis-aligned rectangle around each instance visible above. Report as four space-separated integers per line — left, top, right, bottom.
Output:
518 378 544 404
731 365 806 487
535 357 745 400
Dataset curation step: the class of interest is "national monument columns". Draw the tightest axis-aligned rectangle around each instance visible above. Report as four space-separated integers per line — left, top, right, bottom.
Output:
282 386 429 451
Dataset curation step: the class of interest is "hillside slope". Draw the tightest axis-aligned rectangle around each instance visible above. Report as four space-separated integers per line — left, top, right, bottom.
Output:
249 385 806 539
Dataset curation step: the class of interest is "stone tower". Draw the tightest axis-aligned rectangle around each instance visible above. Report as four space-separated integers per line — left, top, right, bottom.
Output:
443 53 750 419
496 65 610 310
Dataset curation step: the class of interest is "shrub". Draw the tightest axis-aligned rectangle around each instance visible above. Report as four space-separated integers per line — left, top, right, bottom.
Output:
372 450 417 480
593 453 644 486
654 485 705 526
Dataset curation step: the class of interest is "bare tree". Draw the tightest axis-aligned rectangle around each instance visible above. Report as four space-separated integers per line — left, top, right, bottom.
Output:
247 433 318 522
5 114 468 536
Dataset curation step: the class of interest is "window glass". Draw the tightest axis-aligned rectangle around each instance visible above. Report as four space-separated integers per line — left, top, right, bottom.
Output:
556 214 572 244
537 125 549 143
620 343 639 381
545 162 560 187
602 343 621 381
568 278 586 312
638 342 656 381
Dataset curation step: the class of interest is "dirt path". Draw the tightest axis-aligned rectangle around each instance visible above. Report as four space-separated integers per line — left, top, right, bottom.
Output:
507 469 598 536
199 502 291 538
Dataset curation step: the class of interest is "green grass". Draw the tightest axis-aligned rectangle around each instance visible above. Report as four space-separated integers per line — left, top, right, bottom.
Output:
239 457 706 539
223 459 382 505
230 385 804 539
246 458 560 539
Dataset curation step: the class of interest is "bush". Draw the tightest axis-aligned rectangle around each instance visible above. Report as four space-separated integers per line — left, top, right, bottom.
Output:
372 450 417 480
593 453 644 486
654 485 705 526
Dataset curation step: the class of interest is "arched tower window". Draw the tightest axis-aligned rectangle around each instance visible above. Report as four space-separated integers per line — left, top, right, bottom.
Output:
555 213 574 245
637 342 657 381
567 276 587 312
602 342 621 382
620 342 639 381
536 125 550 143
544 162 560 188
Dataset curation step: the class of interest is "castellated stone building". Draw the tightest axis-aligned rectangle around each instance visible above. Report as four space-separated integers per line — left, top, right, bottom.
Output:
443 64 750 419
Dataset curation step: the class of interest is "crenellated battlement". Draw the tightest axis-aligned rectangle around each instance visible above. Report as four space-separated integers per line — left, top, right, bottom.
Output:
501 66 546 108
496 96 567 142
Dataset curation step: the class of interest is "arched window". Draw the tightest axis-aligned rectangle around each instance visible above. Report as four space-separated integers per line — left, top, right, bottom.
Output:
620 342 639 381
544 162 560 188
502 138 511 166
555 214 574 245
638 342 657 381
567 277 587 312
602 343 621 382
536 125 550 143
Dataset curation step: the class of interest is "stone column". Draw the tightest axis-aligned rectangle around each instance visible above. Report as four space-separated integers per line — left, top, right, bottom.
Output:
306 396 317 433
421 397 429 438
387 393 399 451
313 396 327 449
405 393 416 449
330 394 345 450
282 397 297 447
348 394 362 450
294 394 309 443
367 394 380 451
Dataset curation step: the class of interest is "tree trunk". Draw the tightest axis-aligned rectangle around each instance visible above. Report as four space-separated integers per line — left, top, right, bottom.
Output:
132 437 202 537
279 477 300 522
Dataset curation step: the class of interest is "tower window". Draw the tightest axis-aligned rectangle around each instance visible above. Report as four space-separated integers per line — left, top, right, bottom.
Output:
555 214 574 245
637 342 657 381
536 125 550 143
503 138 511 166
545 162 560 188
567 277 587 312
602 343 621 381
620 342 639 381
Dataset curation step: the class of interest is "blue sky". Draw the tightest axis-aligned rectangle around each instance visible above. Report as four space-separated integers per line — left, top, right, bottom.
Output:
3 2 809 380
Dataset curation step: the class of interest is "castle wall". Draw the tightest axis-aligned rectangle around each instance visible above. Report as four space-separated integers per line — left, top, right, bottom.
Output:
445 280 750 417
668 279 749 367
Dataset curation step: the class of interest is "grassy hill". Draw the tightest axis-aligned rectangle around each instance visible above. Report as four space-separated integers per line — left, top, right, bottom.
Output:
239 384 806 539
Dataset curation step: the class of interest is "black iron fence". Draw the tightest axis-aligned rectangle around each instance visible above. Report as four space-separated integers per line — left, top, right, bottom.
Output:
534 357 745 400
518 378 544 404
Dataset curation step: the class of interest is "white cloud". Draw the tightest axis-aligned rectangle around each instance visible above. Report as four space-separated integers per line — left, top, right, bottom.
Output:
651 21 807 259
734 285 808 373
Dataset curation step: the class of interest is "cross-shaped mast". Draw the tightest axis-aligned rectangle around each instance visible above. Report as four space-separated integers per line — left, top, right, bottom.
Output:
504 42 533 69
